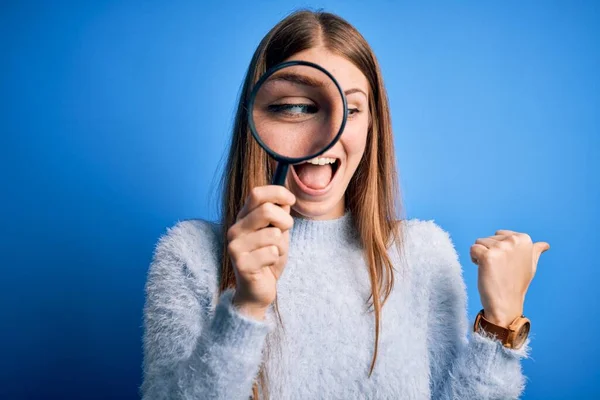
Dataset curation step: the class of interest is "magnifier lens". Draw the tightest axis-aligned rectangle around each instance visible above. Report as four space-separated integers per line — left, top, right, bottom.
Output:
251 64 345 161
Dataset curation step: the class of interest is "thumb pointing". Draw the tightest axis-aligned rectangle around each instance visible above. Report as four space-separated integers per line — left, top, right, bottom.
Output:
533 241 550 264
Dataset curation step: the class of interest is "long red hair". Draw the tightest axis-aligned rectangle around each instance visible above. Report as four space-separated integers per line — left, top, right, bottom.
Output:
218 10 403 399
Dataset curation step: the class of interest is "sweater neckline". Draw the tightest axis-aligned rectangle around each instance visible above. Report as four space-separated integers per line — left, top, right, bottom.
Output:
290 210 359 247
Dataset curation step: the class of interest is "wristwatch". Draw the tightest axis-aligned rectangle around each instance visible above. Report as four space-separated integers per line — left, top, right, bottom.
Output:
473 309 530 350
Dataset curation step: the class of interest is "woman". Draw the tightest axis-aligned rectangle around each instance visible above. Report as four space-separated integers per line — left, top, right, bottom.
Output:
141 10 548 400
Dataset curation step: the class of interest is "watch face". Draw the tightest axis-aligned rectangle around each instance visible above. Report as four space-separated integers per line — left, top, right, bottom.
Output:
514 321 531 349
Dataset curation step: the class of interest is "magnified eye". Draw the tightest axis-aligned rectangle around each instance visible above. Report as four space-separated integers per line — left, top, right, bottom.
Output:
268 103 319 117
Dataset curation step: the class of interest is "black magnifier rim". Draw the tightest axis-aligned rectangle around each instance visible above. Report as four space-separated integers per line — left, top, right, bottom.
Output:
247 60 348 165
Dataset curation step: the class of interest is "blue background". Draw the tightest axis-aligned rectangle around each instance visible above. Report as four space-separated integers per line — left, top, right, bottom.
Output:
2 1 598 399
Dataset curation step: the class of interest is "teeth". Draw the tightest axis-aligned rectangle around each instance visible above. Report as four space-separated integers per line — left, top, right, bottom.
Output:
305 157 336 165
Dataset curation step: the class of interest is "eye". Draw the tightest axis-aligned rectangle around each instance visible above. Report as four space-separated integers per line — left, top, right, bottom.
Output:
348 108 360 117
267 103 318 117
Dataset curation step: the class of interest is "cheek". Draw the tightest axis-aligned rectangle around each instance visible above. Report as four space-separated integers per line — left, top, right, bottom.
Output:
340 118 369 162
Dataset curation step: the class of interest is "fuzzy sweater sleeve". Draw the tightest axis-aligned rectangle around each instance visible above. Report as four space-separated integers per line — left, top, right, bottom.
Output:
141 220 273 400
423 222 529 400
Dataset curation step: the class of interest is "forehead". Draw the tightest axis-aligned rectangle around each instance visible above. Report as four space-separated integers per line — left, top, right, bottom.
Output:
282 47 369 96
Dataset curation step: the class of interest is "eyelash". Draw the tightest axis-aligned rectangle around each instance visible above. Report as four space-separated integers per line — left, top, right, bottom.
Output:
267 103 318 119
268 104 360 120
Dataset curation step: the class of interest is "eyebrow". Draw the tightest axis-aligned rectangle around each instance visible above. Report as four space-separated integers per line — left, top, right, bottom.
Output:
268 73 368 99
269 72 326 88
345 88 368 99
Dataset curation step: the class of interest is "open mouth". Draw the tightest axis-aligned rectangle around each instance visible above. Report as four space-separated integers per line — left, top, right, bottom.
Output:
291 157 341 195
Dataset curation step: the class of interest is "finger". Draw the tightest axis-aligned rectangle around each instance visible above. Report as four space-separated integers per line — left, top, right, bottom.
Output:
533 241 550 264
488 235 509 241
229 227 285 255
495 229 518 236
470 244 488 264
227 202 293 242
236 245 280 274
268 256 288 280
238 186 296 220
238 202 294 234
475 237 502 249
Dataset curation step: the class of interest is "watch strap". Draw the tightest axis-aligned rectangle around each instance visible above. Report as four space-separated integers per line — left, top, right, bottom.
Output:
474 310 510 343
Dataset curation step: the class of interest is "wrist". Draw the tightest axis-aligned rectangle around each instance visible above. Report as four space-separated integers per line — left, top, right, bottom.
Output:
483 304 524 329
482 312 514 329
474 309 531 350
231 293 268 321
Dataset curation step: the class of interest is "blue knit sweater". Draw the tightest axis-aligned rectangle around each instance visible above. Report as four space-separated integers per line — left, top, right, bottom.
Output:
141 212 529 399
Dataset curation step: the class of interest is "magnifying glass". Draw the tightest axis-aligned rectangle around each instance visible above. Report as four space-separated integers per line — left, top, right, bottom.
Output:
247 60 348 186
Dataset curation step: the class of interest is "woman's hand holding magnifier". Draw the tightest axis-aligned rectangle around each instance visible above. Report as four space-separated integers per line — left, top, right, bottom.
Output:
227 185 296 320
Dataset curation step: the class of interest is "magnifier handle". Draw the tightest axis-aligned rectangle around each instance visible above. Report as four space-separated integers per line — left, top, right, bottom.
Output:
267 163 290 228
271 163 289 186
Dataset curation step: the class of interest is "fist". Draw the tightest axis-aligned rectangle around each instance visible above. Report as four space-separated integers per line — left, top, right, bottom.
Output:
470 230 550 328
227 185 296 320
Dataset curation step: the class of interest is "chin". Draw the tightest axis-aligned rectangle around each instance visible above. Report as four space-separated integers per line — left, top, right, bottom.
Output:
291 197 345 220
